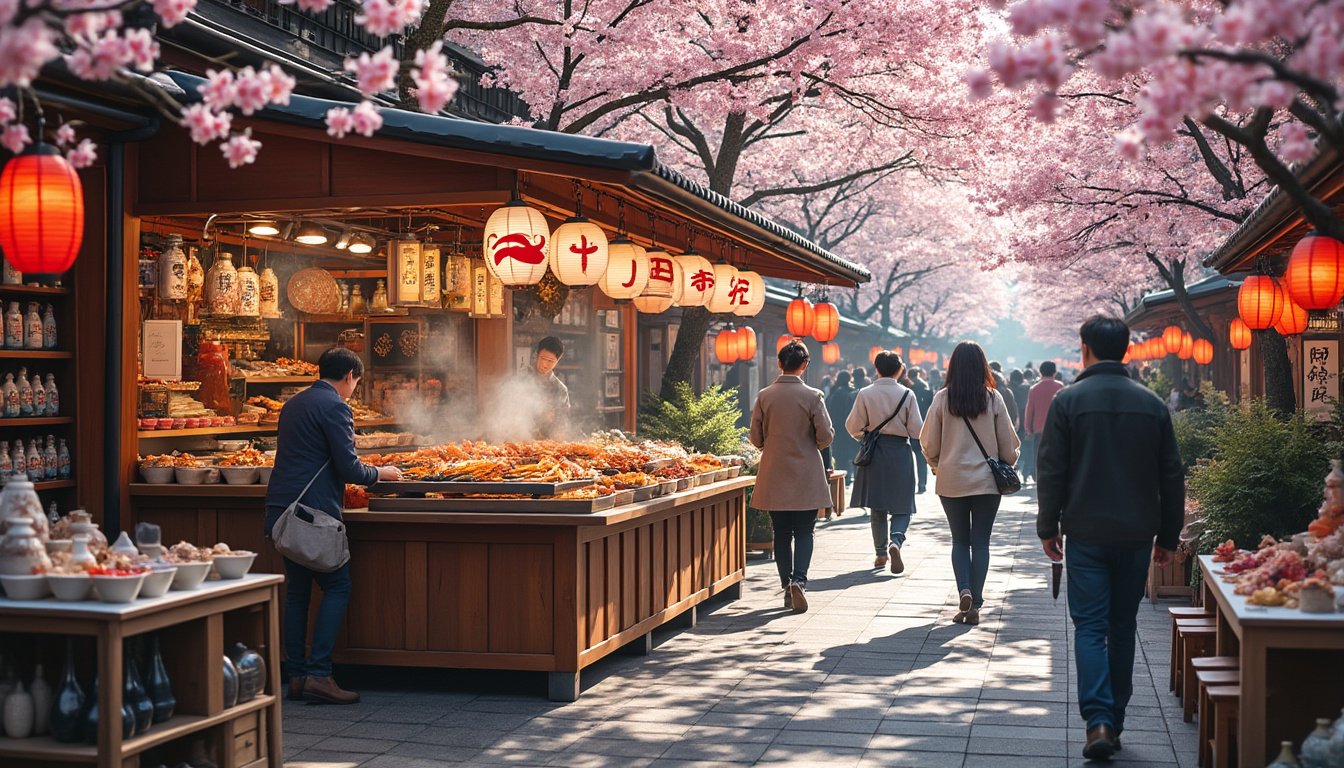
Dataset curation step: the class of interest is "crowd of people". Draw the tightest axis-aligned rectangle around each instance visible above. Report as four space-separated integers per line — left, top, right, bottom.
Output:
750 316 1185 763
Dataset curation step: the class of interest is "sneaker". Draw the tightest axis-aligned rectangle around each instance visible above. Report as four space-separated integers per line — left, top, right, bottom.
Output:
788 582 808 613
888 543 904 574
953 589 973 623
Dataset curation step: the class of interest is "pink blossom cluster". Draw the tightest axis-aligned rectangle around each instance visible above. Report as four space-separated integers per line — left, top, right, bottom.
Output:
221 130 261 168
274 0 335 12
198 65 295 115
69 28 159 80
53 122 98 168
346 47 399 98
151 0 198 27
0 19 59 88
324 101 383 138
357 0 424 37
410 41 458 113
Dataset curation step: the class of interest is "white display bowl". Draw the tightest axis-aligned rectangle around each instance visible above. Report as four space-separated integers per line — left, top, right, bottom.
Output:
212 553 256 580
92 572 147 603
0 574 49 600
220 467 260 485
140 465 175 484
47 573 93 601
169 561 211 590
174 467 215 484
139 565 178 598
258 466 273 485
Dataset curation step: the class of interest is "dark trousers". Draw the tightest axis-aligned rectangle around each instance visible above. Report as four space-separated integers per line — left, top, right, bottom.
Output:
939 494 1001 607
912 438 928 491
769 510 817 588
1066 541 1150 734
1019 434 1037 480
282 557 351 679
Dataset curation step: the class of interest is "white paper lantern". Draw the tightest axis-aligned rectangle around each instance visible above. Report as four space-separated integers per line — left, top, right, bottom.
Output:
704 264 741 314
674 254 714 308
482 201 550 287
599 239 649 300
549 217 609 287
732 270 766 317
633 249 676 313
669 258 686 306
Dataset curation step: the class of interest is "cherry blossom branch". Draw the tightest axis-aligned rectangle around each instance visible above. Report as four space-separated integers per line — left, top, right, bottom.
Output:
738 154 918 207
1180 47 1340 110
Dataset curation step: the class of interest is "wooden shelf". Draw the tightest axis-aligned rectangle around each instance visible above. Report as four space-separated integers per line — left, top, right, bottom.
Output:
0 416 75 427
242 376 316 384
138 417 398 439
0 284 70 296
33 479 75 491
0 350 72 359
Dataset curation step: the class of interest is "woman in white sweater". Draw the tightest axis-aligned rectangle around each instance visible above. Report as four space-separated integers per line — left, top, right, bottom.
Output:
919 342 1021 625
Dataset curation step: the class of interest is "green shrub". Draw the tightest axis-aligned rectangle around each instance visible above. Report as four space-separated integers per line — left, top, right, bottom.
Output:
1147 368 1175 401
1171 400 1229 472
1188 401 1332 550
639 382 747 456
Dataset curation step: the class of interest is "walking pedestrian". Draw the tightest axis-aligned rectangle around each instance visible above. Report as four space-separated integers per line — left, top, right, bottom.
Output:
1037 316 1183 762
909 369 934 493
919 341 1020 625
825 371 859 472
989 364 1019 431
846 351 923 573
1023 361 1064 481
750 341 835 613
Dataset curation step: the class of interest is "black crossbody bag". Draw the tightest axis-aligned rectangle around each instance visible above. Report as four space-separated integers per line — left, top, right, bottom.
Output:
853 391 910 467
962 416 1021 494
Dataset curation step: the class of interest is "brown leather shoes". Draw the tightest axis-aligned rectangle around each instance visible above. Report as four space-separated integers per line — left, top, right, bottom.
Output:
1083 724 1116 761
287 676 307 701
788 582 808 613
888 544 904 574
874 555 888 568
303 675 360 705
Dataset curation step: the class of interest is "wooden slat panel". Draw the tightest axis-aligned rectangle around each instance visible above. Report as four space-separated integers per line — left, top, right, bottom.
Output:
488 543 553 654
652 520 667 614
636 526 652 621
195 135 327 202
576 538 588 651
347 541 406 650
425 543 488 652
621 532 636 630
404 542 428 650
678 513 693 602
587 541 605 646
604 536 619 639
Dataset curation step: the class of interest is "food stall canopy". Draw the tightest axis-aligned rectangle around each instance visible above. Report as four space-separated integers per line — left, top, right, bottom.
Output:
147 71 871 288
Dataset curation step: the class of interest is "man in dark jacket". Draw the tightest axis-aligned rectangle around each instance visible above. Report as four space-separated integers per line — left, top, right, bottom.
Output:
908 369 934 493
1036 316 1184 762
265 347 400 705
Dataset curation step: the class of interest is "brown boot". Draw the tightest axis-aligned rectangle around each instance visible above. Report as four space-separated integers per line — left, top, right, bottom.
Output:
287 676 307 701
888 544 904 574
1082 724 1116 761
303 675 360 705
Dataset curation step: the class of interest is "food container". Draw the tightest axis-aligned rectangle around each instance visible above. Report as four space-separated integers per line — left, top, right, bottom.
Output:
169 561 211 590
0 573 48 600
172 418 187 429
140 465 175 484
47 573 93 601
139 418 158 429
657 480 677 496
174 466 218 485
138 543 164 560
157 420 175 430
675 477 693 492
139 564 177 598
210 417 226 427
212 552 256 579
220 467 259 485
217 440 250 452
727 466 742 478
92 572 147 603
258 466 273 485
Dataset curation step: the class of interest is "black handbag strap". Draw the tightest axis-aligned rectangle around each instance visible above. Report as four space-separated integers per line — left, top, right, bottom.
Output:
962 416 993 462
867 391 910 436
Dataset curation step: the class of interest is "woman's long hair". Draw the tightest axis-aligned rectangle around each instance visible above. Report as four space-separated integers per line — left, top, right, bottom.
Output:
945 341 995 418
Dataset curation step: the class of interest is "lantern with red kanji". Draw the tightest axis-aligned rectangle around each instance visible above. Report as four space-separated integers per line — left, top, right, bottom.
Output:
1229 317 1252 350
822 342 840 365
1237 275 1285 330
1162 325 1183 354
786 293 814 337
0 143 85 277
736 327 757 362
1193 338 1213 365
1276 297 1309 336
812 300 839 343
869 346 884 365
714 327 738 365
1178 332 1194 360
1285 232 1344 310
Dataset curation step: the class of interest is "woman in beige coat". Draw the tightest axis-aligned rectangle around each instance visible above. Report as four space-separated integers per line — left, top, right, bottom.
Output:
750 341 835 613
919 341 1020 625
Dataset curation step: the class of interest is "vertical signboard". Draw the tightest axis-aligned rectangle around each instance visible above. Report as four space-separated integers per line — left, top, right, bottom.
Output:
1304 339 1339 421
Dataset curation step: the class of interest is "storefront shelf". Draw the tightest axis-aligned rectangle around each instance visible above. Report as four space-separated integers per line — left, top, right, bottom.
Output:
138 417 398 439
0 285 70 296
242 376 317 384
33 479 76 491
0 416 75 426
0 350 73 359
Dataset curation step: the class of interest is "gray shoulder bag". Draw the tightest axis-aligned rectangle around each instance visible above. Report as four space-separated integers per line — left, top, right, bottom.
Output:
270 461 350 572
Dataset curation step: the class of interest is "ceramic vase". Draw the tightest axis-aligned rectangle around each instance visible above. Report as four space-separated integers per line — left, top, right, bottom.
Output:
1325 708 1344 768
124 657 153 734
3 681 34 738
0 517 50 576
1268 741 1302 766
157 235 187 301
110 531 138 558
49 640 85 743
221 655 238 709
237 266 260 317
1303 718 1334 768
145 635 175 724
67 510 106 549
227 643 265 703
0 478 48 540
30 663 51 736
80 676 136 744
204 251 240 317
70 536 96 569
259 267 280 318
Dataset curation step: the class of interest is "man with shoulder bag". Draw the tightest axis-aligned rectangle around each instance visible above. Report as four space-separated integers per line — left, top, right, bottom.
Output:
264 348 401 705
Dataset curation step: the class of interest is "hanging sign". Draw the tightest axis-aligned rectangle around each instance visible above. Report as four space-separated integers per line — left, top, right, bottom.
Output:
445 253 472 312
421 244 441 305
1304 339 1340 422
389 240 423 306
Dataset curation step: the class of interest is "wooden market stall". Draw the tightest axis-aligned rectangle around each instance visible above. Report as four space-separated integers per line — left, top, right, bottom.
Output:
1124 275 1251 402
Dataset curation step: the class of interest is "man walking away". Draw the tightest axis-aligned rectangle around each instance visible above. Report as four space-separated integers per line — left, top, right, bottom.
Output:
909 369 934 493
1022 361 1064 482
1036 316 1183 762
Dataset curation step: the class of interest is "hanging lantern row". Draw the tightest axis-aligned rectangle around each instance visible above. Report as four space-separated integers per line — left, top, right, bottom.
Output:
1229 317 1252 350
1237 274 1285 330
1193 338 1214 365
714 326 758 364
1285 232 1344 310
786 292 814 337
1163 325 1184 354
1178 331 1194 360
812 300 839 343
822 342 841 365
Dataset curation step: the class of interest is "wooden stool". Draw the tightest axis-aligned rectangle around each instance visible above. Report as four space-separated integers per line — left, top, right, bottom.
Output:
1175 619 1216 696
1196 669 1241 766
1178 624 1217 712
1170 607 1214 692
1206 685 1240 768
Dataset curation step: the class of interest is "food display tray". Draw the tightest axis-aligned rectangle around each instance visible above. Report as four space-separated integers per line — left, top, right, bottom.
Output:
369 479 595 497
368 493 618 514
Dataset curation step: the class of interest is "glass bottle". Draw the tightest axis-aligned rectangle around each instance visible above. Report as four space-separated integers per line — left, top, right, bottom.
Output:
24 302 43 350
258 267 280 318
0 441 11 476
1302 718 1332 768
41 304 56 350
57 439 70 480
350 283 367 315
370 279 389 312
25 439 41 482
2 254 20 285
32 370 45 415
4 301 22 349
49 639 84 743
1 373 16 418
157 234 187 301
43 436 57 480
338 281 351 317
124 657 153 735
45 374 58 416
236 266 260 317
145 634 175 724
16 367 32 416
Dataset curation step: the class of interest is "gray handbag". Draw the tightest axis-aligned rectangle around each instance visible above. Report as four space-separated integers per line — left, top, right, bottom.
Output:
270 461 350 572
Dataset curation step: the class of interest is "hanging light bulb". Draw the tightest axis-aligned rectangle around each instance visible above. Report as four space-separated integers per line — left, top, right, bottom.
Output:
247 220 280 237
295 222 329 245
348 233 375 255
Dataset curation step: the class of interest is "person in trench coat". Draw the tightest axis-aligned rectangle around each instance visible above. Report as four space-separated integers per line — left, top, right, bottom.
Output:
750 340 835 613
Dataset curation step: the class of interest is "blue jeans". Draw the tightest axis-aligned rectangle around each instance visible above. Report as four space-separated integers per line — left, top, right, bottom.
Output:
870 509 912 554
1065 541 1151 733
770 511 816 588
282 557 351 678
939 494 1000 607
912 439 928 491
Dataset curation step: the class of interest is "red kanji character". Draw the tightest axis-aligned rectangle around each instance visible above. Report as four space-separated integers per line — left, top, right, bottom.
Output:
569 235 600 272
649 257 674 284
690 269 715 293
729 277 749 305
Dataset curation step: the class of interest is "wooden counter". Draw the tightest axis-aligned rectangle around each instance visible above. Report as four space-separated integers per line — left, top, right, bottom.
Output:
128 476 752 700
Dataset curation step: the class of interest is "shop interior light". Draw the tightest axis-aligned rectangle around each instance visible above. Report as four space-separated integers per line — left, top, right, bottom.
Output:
295 222 329 245
348 232 376 254
334 228 352 250
248 220 280 237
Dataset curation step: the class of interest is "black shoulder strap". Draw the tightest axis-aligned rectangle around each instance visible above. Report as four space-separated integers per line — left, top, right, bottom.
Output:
962 416 991 461
870 390 910 433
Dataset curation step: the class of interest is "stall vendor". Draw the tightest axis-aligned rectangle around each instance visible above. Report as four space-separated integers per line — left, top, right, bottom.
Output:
534 336 571 437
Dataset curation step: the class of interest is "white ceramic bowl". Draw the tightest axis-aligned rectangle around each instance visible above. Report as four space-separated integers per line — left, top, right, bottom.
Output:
139 564 177 598
174 466 214 485
138 543 164 560
47 573 93 602
217 440 251 452
220 467 259 485
92 572 147 603
45 539 72 556
258 466 273 485
212 552 256 580
0 574 49 600
140 465 175 484
169 561 211 590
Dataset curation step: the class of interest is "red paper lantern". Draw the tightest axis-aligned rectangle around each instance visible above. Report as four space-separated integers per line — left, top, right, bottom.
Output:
736 327 757 362
869 345 884 365
1285 232 1344 310
812 301 839 342
822 342 840 365
1178 332 1194 360
777 334 793 354
1275 297 1309 336
893 346 904 357
909 349 923 366
1162 325 1183 354
1238 275 1285 330
1193 338 1213 365
714 328 739 365
1229 318 1252 350
927 352 939 367
786 297 814 337
0 144 85 276
1124 343 1134 364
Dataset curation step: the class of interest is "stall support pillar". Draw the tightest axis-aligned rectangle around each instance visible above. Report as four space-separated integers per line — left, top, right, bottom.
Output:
548 671 580 702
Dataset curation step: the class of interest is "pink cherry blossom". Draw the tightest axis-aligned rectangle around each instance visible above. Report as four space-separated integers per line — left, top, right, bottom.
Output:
180 103 233 144
54 123 77 147
123 28 158 71
324 106 356 139
1279 122 1316 164
350 100 383 136
232 67 271 115
220 131 261 168
346 47 399 98
964 68 993 101
0 19 59 87
410 41 457 113
66 138 98 168
64 10 120 41
356 0 424 37
151 0 197 27
0 123 29 153
199 69 237 111
261 65 295 105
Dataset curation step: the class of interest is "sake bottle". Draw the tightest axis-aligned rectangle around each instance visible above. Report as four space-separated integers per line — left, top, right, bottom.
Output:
41 304 56 350
43 436 57 479
57 439 70 480
32 370 46 415
24 302 43 350
0 440 11 476
45 374 58 417
2 372 17 417
10 440 24 474
26 438 42 482
4 301 22 349
16 367 33 416
2 254 21 285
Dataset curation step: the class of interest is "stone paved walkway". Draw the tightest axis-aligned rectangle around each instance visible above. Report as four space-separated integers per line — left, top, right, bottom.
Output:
284 488 1199 767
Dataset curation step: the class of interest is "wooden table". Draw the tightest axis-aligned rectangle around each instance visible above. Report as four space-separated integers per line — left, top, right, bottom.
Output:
0 574 284 768
1198 556 1344 766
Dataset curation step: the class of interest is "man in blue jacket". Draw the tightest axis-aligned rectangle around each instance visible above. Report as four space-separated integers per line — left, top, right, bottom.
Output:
265 347 400 705
1037 316 1184 761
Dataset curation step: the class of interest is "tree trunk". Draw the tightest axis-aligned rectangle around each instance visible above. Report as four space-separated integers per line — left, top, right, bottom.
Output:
1258 330 1297 415
658 307 715 402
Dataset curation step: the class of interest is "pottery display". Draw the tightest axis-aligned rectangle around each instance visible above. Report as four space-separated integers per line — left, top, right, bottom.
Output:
3 681 34 738
221 655 239 708
1302 718 1333 768
49 641 85 743
110 531 138 558
1268 741 1302 766
0 517 50 577
1327 708 1344 767
81 676 136 744
237 266 260 317
204 251 240 317
227 642 265 703
259 267 280 318
124 657 153 734
145 635 175 724
0 478 47 541
69 536 96 568
67 510 106 549
30 663 51 736
157 234 187 301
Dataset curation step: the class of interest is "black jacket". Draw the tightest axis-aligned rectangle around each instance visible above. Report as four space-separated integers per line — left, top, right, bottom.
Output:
910 379 934 418
264 380 379 536
1036 361 1184 550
